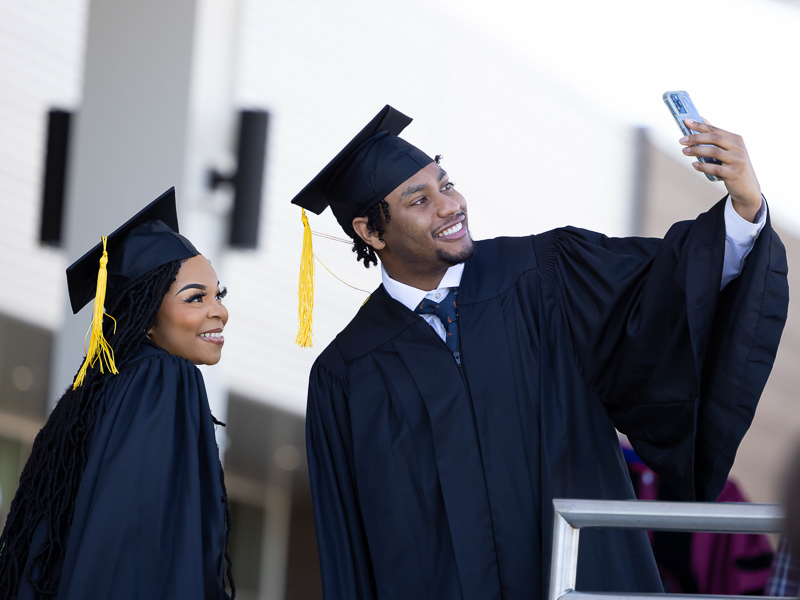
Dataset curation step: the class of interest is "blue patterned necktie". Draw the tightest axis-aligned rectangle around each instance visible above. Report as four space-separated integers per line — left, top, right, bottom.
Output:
415 288 459 353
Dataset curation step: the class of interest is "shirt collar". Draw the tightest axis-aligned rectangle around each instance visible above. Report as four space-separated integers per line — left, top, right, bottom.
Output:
381 263 465 312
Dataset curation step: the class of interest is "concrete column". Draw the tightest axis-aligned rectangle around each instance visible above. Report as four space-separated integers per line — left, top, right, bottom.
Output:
260 482 293 600
52 0 242 449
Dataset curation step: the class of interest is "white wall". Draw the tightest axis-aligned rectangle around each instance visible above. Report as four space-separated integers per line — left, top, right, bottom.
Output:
0 0 89 330
438 0 800 238
221 0 636 414
0 0 636 416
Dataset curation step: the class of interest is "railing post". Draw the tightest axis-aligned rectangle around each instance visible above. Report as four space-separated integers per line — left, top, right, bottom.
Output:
549 501 580 600
547 499 784 600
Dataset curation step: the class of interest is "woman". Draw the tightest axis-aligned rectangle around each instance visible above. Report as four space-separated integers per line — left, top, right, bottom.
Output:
0 189 234 599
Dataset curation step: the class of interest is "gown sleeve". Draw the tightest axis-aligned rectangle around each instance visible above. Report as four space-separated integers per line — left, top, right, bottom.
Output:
54 352 228 599
306 346 376 600
533 197 788 501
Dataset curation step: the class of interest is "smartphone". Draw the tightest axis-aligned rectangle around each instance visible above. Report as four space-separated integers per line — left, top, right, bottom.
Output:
662 90 722 182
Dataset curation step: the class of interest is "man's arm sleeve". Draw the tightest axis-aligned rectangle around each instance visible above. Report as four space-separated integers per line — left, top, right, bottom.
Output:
536 196 788 501
721 195 767 289
306 353 375 600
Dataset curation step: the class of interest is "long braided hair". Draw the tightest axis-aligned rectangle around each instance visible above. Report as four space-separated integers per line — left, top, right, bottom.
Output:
352 198 391 267
0 259 235 598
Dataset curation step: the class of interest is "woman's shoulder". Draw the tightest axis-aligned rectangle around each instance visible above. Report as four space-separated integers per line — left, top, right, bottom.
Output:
121 340 198 374
98 341 207 420
102 341 203 402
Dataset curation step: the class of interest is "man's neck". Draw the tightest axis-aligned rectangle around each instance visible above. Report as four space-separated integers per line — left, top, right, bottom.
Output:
381 264 449 292
381 263 465 313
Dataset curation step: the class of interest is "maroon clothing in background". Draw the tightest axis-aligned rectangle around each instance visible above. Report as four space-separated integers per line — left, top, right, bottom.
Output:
628 460 774 595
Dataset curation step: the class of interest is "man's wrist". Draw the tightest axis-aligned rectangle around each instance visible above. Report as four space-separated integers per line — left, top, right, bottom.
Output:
724 195 766 245
730 194 763 223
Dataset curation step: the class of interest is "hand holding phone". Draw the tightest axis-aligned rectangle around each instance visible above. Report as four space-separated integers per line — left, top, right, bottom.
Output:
662 90 763 221
663 91 722 182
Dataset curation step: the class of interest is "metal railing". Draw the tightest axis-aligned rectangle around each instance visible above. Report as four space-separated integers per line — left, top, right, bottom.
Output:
549 498 785 600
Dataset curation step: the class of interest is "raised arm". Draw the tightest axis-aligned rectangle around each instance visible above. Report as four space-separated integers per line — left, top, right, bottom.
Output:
536 194 787 501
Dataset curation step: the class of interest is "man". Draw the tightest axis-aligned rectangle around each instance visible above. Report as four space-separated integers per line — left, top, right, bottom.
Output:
293 105 788 599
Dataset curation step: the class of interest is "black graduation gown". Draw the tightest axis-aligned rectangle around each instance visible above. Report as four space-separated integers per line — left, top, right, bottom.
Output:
306 198 789 600
16 343 229 600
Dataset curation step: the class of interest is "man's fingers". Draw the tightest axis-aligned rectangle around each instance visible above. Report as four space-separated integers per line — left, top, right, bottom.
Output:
683 118 721 134
682 143 730 161
680 119 744 151
677 119 760 201
683 118 733 139
692 160 727 179
680 133 737 151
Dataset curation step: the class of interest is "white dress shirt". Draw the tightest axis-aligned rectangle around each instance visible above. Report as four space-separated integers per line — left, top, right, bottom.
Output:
383 196 767 342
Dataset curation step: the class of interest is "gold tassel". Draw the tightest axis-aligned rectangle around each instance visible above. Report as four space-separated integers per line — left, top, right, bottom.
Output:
73 236 119 389
295 209 315 348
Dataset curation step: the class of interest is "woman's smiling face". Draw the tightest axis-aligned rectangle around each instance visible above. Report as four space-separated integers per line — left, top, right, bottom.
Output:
147 255 229 365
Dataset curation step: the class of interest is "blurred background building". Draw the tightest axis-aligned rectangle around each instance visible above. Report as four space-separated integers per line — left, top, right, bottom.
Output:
1 0 798 598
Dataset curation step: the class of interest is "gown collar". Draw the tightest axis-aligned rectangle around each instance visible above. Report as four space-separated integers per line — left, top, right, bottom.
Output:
335 236 540 364
380 263 465 312
128 339 169 364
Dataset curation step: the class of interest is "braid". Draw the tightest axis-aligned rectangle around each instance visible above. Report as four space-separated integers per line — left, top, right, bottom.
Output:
220 459 236 598
210 414 236 599
352 199 391 268
0 260 182 597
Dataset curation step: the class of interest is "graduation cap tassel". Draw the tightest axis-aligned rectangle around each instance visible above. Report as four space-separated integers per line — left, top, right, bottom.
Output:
73 236 119 389
295 209 314 348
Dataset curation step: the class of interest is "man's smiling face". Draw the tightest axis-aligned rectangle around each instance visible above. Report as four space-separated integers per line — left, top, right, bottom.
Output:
354 162 474 287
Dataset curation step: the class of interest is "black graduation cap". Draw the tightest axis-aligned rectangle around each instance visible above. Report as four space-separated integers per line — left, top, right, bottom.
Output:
66 187 199 314
291 105 434 238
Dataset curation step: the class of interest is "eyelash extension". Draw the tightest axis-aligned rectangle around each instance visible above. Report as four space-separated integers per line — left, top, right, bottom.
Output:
182 287 227 304
184 291 207 303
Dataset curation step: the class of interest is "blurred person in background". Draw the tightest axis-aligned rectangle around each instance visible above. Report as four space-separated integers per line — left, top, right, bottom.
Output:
625 445 775 594
295 105 788 599
788 447 800 548
0 190 234 599
766 443 800 596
